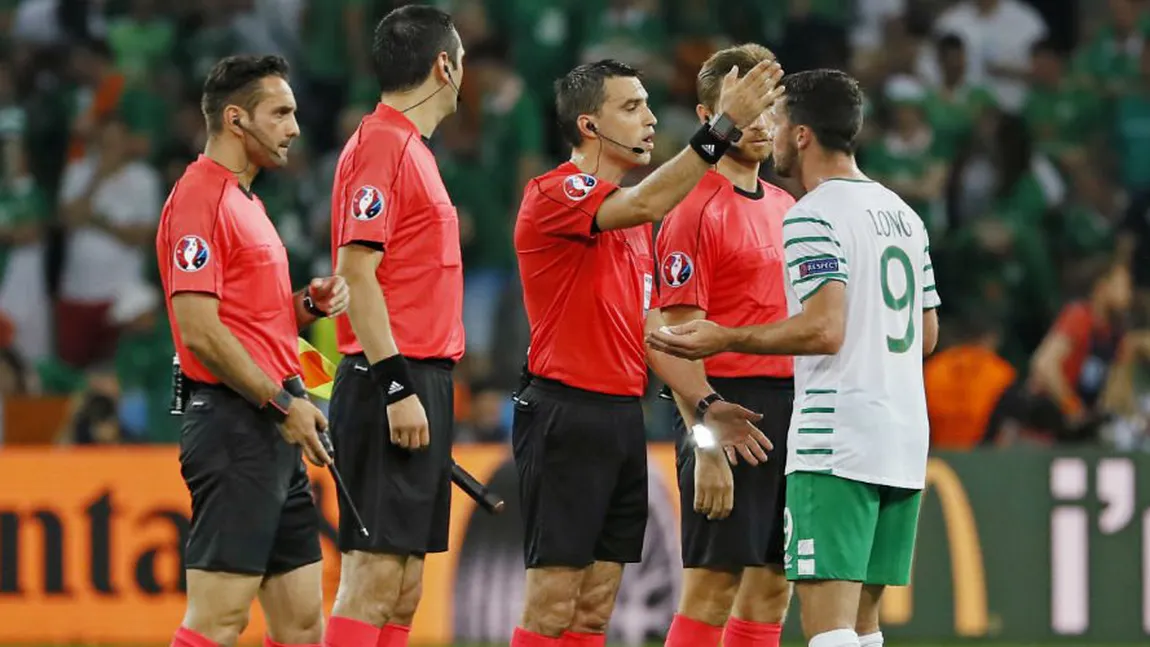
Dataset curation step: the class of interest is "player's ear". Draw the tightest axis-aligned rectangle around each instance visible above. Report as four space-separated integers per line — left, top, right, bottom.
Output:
695 104 711 125
224 106 243 134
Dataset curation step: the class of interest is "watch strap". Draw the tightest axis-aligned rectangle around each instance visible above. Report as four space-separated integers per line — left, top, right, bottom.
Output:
695 392 724 421
710 113 743 143
264 389 293 423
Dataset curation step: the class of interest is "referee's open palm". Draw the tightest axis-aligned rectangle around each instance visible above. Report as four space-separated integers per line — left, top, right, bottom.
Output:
388 395 430 450
704 401 772 466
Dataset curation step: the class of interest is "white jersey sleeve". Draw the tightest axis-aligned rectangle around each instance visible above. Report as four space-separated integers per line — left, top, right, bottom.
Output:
922 236 941 310
783 208 849 302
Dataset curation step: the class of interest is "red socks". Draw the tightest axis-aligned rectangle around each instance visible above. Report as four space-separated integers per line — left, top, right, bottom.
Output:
172 627 217 647
264 636 320 647
560 631 606 646
511 627 562 646
376 624 410 647
665 614 723 647
322 616 381 647
723 617 782 647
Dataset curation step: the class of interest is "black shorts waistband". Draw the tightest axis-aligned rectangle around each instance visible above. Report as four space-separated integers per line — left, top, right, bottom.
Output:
343 353 456 372
523 375 642 405
709 375 795 392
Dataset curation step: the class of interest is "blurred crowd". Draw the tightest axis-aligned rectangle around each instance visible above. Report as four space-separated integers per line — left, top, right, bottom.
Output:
0 0 1147 452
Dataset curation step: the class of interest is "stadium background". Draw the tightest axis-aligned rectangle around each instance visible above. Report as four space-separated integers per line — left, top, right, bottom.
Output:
0 0 1148 645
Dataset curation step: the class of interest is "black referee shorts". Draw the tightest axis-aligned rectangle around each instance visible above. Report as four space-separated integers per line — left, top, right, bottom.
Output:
178 384 323 576
675 376 792 571
328 354 455 555
512 378 648 569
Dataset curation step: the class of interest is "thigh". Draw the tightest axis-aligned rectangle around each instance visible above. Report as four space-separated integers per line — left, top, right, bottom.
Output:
512 387 624 569
329 358 450 555
266 459 323 576
259 561 325 643
784 472 879 583
865 487 923 586
417 363 456 555
179 390 288 575
595 406 648 564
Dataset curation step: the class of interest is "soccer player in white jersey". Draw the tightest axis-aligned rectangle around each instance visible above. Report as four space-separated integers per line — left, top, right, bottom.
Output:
647 69 941 647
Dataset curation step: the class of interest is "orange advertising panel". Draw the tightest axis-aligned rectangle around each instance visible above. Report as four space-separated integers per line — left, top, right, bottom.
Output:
0 445 682 644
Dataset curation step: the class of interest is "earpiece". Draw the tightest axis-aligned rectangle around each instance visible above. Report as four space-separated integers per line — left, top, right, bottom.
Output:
587 122 598 132
232 117 241 127
585 121 644 155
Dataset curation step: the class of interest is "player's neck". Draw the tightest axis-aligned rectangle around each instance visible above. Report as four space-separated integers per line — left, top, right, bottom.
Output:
204 135 259 189
802 151 864 193
569 147 630 184
381 84 449 138
715 157 760 193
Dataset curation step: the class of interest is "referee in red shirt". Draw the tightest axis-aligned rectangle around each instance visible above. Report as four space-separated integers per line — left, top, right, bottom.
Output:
658 45 797 647
509 58 783 647
160 55 349 647
322 7 464 647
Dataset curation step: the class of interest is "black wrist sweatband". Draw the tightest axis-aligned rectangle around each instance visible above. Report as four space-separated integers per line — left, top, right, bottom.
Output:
370 355 416 404
689 124 732 165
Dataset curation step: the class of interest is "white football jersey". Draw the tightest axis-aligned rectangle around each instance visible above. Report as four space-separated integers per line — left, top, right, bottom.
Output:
782 178 941 489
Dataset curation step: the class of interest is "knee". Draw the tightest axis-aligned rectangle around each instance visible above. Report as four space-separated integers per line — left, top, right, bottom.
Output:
678 570 740 627
568 597 613 635
522 575 580 638
269 608 323 645
184 606 251 647
389 580 423 627
733 569 791 624
332 555 406 625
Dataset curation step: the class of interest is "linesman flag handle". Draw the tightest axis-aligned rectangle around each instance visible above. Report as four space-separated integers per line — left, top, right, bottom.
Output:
298 337 506 516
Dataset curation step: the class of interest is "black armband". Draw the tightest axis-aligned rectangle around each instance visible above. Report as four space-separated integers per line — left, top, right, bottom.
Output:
370 354 416 404
689 123 733 165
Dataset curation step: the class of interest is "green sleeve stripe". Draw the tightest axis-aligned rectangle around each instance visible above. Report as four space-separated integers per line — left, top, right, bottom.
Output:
797 427 835 434
795 272 847 286
924 263 933 272
804 388 837 394
784 216 835 230
796 448 834 455
787 254 846 268
806 468 834 474
800 407 835 414
784 236 840 249
799 277 846 303
924 285 937 292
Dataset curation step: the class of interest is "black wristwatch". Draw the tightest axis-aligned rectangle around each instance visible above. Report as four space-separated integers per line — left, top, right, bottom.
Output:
708 113 743 143
696 392 725 422
263 388 294 423
302 291 326 318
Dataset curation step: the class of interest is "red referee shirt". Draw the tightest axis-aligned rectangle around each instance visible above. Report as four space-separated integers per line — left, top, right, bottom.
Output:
515 162 654 397
330 103 465 361
657 170 794 379
157 155 300 385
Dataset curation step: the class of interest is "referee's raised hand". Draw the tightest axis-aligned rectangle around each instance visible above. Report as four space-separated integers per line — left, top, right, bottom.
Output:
280 398 332 466
388 395 430 451
715 58 785 129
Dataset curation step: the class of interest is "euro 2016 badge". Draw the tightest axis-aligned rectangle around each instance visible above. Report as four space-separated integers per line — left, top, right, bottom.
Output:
351 185 384 220
661 251 694 288
174 235 210 273
562 173 597 201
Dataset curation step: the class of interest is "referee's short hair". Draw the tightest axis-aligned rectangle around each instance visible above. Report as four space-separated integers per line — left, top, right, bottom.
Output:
554 59 642 148
372 4 462 94
201 54 290 133
696 44 776 113
780 69 864 154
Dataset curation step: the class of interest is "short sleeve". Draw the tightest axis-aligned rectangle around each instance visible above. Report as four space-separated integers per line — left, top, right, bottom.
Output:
163 182 226 298
655 190 718 311
923 239 941 310
531 171 618 240
334 132 403 249
783 208 848 302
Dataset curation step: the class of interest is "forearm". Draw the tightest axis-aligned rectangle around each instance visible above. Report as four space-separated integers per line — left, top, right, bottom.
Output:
729 311 837 356
343 271 400 363
186 325 282 406
599 147 711 230
648 348 714 411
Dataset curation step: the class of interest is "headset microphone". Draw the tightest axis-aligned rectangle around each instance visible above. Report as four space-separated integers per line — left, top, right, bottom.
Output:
587 122 646 155
232 116 286 160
